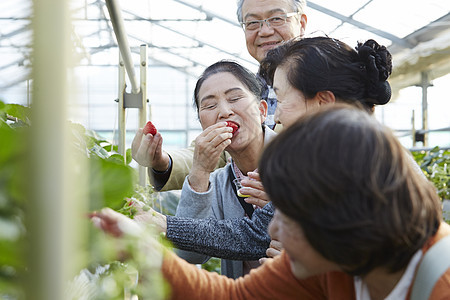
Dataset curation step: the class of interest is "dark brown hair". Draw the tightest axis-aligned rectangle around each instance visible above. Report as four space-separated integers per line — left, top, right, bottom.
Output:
193 60 263 113
258 37 392 110
259 104 441 275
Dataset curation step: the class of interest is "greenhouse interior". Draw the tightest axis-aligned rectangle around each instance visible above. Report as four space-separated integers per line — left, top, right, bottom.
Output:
1 0 449 299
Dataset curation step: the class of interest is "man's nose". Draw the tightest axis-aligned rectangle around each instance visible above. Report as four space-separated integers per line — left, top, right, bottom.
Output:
259 20 274 35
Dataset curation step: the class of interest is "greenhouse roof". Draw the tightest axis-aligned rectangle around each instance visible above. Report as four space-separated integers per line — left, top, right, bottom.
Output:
1 0 450 92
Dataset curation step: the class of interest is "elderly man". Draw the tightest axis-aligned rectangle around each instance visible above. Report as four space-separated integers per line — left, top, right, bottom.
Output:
132 0 307 191
238 0 306 128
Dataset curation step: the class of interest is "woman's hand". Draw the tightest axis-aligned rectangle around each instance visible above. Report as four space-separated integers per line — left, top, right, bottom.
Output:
239 172 270 208
266 239 283 258
131 129 171 171
259 239 284 264
90 207 143 237
90 207 164 265
132 202 168 234
188 122 233 192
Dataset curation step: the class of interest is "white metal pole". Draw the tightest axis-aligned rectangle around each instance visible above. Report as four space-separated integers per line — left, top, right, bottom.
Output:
412 110 416 147
29 0 81 298
420 71 430 147
139 44 148 186
118 53 127 159
105 0 140 94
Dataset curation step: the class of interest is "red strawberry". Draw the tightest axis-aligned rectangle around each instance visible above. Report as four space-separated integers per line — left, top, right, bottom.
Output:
143 121 157 135
226 121 239 135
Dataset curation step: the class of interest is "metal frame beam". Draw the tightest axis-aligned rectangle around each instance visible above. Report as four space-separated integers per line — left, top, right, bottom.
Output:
308 1 415 49
123 9 257 68
105 0 140 94
172 0 240 28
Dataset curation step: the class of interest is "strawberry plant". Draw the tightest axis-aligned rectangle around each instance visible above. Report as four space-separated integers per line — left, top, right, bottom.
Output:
411 147 450 223
411 147 450 202
0 100 167 299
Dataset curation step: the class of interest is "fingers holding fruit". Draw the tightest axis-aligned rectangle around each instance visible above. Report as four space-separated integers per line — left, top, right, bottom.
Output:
239 172 270 208
226 121 239 136
193 122 233 171
143 121 157 136
187 122 233 192
131 121 170 171
132 129 163 168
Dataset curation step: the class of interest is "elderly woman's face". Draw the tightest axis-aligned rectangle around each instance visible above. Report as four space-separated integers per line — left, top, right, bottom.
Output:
197 72 267 151
268 210 340 279
272 65 320 128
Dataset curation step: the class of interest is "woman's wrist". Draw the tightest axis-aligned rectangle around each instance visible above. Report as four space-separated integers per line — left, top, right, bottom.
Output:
187 168 211 192
151 152 171 172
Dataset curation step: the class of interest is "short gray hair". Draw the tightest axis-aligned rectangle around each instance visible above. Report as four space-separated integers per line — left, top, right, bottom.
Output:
236 0 306 23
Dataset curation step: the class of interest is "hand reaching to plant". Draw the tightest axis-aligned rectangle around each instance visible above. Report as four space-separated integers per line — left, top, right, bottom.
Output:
90 207 165 254
90 207 143 237
89 207 166 299
128 201 168 234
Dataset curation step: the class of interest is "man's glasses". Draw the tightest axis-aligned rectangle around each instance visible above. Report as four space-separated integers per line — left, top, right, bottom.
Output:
240 12 300 31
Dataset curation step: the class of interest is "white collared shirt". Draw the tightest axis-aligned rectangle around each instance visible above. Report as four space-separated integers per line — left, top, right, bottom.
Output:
354 250 423 300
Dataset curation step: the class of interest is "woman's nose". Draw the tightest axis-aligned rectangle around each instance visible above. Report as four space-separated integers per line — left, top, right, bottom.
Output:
274 107 281 124
217 101 234 119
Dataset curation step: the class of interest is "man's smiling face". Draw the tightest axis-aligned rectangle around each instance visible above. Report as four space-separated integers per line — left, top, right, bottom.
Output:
241 0 306 63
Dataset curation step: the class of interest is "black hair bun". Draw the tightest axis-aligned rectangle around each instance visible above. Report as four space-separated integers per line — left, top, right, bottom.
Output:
374 81 392 105
356 40 393 105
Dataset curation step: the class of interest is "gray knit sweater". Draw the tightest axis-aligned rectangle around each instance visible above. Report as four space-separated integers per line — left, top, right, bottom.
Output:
167 202 273 260
173 126 276 279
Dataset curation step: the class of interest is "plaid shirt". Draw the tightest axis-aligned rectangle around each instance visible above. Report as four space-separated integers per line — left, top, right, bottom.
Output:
259 76 277 130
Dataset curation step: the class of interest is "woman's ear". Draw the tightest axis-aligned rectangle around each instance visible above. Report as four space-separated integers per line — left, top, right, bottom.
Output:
259 100 268 123
315 91 336 106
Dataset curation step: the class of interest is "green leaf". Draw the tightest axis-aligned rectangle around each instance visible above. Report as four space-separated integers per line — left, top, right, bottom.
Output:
0 126 18 165
3 104 31 124
88 157 136 211
126 148 133 165
107 154 126 164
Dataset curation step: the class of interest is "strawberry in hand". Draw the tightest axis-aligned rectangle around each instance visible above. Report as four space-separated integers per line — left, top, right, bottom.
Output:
226 121 239 136
143 121 157 135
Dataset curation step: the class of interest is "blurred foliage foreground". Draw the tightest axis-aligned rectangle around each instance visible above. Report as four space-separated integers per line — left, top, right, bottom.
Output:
0 100 168 299
0 101 448 299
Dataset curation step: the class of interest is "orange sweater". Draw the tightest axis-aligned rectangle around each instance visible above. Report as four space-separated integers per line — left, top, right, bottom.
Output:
163 222 450 300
